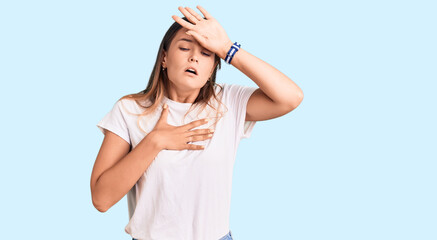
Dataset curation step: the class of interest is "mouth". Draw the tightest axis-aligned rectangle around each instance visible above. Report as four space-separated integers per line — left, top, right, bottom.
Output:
185 71 197 77
184 67 198 76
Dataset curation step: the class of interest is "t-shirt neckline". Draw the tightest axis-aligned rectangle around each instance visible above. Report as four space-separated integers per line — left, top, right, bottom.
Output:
162 84 223 110
163 95 193 110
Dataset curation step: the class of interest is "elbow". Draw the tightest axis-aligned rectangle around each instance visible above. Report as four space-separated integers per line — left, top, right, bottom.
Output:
93 199 108 213
92 193 109 213
288 92 304 110
91 176 110 212
296 92 304 107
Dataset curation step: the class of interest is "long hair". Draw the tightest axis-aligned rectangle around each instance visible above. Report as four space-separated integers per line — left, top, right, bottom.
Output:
118 17 227 134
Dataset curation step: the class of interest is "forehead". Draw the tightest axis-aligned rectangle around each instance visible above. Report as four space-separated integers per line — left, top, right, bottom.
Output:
172 28 199 45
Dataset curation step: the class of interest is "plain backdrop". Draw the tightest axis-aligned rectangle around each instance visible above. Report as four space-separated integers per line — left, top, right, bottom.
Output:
1 0 436 239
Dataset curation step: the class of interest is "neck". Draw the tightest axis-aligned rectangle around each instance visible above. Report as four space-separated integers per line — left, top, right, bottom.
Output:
165 84 200 104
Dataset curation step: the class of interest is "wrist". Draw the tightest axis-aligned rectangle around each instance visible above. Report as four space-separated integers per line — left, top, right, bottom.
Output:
220 40 234 60
143 131 164 152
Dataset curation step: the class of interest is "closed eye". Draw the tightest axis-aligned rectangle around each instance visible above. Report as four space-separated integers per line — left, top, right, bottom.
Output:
179 48 211 57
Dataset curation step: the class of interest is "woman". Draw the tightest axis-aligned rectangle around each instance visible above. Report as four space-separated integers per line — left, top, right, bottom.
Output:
91 5 303 240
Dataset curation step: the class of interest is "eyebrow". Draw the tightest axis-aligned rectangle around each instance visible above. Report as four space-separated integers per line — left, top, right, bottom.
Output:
177 38 194 43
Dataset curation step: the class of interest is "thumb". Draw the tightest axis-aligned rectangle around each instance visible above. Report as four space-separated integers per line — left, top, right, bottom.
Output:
157 103 169 125
186 31 205 45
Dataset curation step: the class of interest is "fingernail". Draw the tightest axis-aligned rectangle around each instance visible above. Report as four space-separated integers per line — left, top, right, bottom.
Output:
209 129 215 133
205 118 210 122
163 103 167 109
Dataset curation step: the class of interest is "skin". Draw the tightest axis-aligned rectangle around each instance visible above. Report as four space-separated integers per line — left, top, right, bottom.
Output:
155 26 220 150
162 27 218 104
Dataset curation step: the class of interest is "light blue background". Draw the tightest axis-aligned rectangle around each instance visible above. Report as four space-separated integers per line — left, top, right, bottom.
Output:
1 0 436 239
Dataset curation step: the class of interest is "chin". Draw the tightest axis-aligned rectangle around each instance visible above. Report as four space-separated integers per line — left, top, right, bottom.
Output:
190 81 208 90
171 79 207 91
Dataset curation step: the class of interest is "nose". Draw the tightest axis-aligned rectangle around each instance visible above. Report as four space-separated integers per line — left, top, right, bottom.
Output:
189 51 199 63
189 56 198 63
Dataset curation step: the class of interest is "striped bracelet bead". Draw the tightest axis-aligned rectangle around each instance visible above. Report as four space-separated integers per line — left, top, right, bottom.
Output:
224 42 241 64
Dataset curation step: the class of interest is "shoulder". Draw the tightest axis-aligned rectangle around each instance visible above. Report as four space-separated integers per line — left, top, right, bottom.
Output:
114 97 151 116
214 83 237 97
115 98 135 111
216 83 257 99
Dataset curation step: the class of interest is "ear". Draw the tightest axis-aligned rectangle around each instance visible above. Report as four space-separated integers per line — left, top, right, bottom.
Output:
162 50 167 68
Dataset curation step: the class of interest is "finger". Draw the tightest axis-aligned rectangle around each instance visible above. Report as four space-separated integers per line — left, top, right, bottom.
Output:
186 143 205 150
187 128 214 136
172 15 194 30
196 5 214 20
178 6 199 24
184 118 210 131
187 133 213 142
185 30 205 45
185 7 204 21
157 103 169 124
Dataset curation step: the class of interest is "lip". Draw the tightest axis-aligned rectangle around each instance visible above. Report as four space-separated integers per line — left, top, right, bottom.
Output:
184 66 198 75
184 71 197 77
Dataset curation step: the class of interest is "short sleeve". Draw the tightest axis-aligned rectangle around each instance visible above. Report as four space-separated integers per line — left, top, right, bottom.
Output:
223 83 258 139
96 99 131 145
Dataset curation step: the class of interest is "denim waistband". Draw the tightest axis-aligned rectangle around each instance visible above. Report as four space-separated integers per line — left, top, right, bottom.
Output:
218 230 233 240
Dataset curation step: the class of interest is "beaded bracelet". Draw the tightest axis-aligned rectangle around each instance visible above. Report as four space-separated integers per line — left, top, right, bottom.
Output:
224 42 241 64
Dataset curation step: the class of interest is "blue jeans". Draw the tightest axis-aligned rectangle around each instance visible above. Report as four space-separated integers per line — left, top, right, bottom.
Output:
132 230 233 240
218 230 233 240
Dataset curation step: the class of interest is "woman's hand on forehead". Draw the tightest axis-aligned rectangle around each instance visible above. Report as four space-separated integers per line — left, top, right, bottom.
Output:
172 5 233 60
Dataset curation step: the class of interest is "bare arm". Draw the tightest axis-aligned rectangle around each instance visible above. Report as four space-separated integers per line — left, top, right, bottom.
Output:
218 44 303 108
226 46 304 121
90 130 161 212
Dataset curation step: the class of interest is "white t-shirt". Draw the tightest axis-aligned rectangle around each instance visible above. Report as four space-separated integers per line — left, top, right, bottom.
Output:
96 83 257 240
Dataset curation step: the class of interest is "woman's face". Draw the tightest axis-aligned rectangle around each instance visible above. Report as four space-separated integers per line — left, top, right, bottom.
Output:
162 28 217 92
